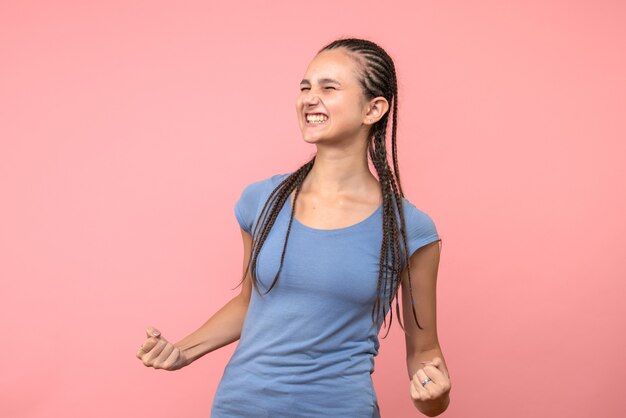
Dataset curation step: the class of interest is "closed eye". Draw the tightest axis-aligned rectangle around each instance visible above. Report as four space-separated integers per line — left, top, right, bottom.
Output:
299 86 337 91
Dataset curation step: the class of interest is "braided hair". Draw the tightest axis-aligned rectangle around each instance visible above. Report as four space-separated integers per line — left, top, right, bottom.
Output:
236 38 434 338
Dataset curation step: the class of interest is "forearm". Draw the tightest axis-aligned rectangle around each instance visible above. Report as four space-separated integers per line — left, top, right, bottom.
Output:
174 294 250 366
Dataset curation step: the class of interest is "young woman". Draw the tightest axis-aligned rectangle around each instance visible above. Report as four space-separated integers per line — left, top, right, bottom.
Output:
136 38 451 417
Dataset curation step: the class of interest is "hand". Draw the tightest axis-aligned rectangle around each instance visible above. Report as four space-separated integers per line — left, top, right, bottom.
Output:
409 357 451 412
136 326 188 371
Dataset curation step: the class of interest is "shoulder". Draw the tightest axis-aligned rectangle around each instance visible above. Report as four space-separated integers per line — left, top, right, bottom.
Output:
401 198 437 230
234 171 290 234
399 197 440 257
238 171 291 198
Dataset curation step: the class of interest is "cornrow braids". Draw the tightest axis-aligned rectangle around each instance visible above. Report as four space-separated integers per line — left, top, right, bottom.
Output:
235 37 440 339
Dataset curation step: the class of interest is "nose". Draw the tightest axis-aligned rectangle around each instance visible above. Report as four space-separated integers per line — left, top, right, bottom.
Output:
302 90 321 107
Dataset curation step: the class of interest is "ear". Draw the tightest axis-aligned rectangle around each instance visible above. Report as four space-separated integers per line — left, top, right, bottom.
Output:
364 96 390 125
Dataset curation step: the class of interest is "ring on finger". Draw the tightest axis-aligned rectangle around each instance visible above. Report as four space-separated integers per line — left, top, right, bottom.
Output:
421 377 432 385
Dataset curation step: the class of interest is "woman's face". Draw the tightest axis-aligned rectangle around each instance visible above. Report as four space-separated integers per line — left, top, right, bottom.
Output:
296 48 370 145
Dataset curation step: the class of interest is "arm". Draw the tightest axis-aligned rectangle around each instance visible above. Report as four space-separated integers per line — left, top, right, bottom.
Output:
401 240 451 416
174 227 254 367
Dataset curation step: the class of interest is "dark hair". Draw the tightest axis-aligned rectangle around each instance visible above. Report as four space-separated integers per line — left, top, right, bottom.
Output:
236 37 439 338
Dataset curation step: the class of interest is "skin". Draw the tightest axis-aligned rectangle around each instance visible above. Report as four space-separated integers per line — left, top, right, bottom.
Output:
136 47 451 416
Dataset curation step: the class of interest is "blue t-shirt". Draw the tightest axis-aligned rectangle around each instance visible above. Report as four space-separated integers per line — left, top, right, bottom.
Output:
211 172 440 418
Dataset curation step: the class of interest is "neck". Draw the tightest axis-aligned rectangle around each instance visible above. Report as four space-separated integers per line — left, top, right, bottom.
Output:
304 139 378 197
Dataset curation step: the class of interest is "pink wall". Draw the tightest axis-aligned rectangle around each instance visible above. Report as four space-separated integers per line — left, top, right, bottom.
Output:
1 1 625 417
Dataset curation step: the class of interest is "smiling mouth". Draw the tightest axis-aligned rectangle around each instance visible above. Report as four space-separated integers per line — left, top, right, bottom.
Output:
305 113 329 126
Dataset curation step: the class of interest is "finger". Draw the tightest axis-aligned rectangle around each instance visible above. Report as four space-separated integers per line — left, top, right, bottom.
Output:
425 364 452 393
136 343 151 358
427 357 442 368
136 337 159 359
423 365 451 394
416 368 433 388
417 368 448 399
161 346 181 370
426 356 450 378
422 364 447 385
154 343 175 369
142 339 167 366
409 378 422 401
140 336 160 353
146 326 161 338
412 369 433 401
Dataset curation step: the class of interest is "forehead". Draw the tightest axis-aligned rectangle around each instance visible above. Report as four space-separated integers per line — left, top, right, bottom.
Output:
302 48 361 84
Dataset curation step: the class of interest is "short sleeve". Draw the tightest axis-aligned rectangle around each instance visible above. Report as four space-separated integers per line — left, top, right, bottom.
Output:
403 200 440 258
234 180 265 234
234 173 288 234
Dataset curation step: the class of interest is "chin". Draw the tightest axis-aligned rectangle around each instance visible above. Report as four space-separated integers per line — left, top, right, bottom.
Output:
301 136 320 145
301 132 329 144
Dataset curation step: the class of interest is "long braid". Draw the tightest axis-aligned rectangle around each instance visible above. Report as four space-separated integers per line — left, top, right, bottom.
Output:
237 157 315 295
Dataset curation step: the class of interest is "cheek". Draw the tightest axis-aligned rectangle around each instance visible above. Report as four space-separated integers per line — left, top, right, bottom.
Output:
328 100 353 118
333 108 364 127
332 98 364 121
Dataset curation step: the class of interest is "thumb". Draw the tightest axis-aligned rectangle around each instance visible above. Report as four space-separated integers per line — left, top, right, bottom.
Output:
146 326 161 338
424 357 449 377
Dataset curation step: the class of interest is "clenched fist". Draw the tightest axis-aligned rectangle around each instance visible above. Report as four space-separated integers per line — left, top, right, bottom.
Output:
136 326 188 371
410 357 451 412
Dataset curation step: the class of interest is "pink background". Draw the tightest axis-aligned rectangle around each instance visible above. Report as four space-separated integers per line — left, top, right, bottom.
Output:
1 1 625 417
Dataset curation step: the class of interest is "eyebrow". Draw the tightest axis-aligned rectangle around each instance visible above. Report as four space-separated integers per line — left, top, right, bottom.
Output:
300 78 342 85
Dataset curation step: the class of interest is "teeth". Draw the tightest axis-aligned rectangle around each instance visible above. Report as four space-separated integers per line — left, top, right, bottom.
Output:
306 114 328 123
